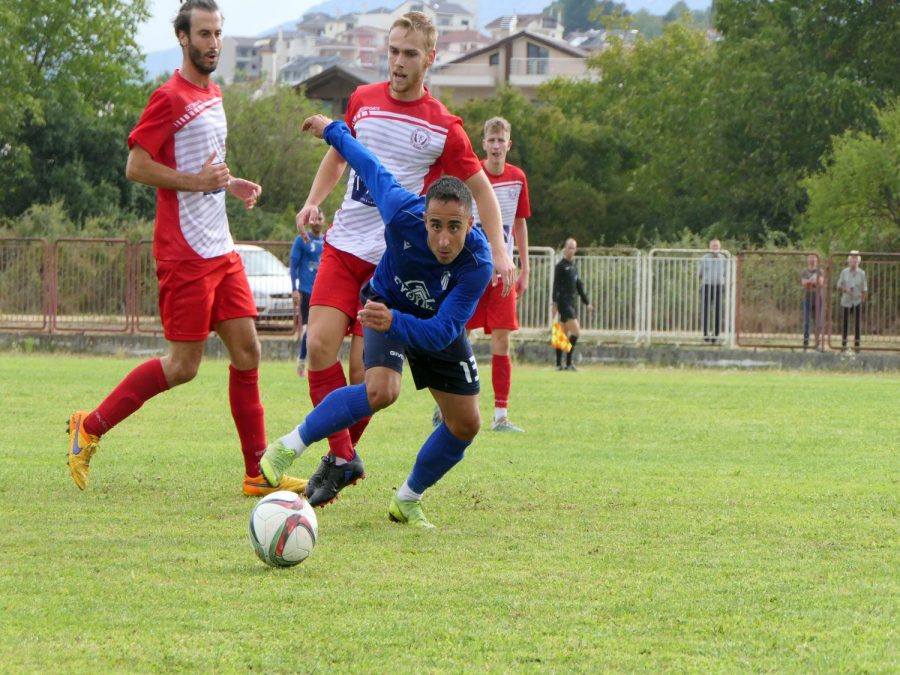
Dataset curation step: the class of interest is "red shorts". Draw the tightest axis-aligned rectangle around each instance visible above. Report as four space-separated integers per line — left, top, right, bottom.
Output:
309 243 376 338
156 251 256 341
466 276 519 334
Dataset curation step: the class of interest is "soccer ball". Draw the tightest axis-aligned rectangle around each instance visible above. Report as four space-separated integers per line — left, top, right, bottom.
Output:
248 491 318 567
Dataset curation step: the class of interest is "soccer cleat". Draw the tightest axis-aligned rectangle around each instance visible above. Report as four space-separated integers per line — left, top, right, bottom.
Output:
565 364 578 371
304 453 366 507
259 440 297 489
556 364 564 371
431 404 443 429
242 472 308 497
388 494 435 529
67 411 100 490
492 416 524 432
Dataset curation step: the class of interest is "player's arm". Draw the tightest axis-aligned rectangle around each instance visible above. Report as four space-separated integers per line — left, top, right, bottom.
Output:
305 115 420 227
512 217 529 294
126 145 229 193
576 274 591 306
296 148 347 239
466 171 515 296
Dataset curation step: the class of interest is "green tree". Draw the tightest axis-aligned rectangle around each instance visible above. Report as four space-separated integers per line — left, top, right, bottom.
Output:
222 85 338 241
628 10 663 38
542 23 718 242
800 100 900 252
453 86 622 247
0 0 151 222
544 0 629 34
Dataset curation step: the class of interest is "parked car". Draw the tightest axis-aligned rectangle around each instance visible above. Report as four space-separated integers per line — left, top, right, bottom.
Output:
234 244 294 321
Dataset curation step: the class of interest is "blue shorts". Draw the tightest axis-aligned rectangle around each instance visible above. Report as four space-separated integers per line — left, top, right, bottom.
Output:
361 286 481 396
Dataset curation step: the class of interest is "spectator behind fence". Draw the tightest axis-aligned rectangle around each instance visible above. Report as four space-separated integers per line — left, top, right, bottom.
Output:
290 207 326 377
837 251 867 351
552 238 593 371
800 254 824 351
699 239 726 344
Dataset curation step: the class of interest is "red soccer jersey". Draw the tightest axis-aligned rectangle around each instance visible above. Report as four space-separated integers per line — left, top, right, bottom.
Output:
327 82 483 264
475 161 531 257
128 70 232 261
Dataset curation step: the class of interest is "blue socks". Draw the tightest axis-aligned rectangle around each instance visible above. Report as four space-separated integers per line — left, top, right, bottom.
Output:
298 383 373 446
406 422 470 494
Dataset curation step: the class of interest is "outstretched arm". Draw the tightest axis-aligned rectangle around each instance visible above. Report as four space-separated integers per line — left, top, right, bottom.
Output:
302 114 419 227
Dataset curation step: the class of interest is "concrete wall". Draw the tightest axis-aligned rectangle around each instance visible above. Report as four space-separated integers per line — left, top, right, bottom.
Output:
2 332 898 372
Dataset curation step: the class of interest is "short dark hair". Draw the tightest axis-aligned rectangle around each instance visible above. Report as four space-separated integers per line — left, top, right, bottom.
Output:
425 176 473 215
174 0 222 38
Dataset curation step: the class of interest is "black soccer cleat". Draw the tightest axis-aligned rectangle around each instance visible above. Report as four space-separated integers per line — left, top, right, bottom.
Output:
304 453 366 507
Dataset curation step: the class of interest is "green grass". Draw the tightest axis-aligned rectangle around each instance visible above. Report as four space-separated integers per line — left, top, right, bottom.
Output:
1 354 897 672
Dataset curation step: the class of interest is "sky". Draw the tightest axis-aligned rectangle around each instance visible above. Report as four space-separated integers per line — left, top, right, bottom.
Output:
137 0 320 54
137 0 711 55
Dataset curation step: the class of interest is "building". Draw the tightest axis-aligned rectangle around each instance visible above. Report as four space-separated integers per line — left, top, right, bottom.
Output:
217 36 263 83
485 13 565 41
435 29 493 65
295 64 381 116
428 30 590 105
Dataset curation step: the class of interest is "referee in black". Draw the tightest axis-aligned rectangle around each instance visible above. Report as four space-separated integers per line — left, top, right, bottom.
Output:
552 238 593 370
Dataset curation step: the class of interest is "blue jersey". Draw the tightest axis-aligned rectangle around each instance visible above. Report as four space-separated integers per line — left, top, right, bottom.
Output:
290 233 324 294
323 120 493 352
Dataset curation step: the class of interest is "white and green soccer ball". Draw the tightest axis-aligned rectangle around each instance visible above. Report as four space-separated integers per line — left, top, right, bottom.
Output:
249 491 318 567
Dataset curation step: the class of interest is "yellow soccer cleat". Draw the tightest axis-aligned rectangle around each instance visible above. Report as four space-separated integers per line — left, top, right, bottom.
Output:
242 473 308 497
67 411 100 490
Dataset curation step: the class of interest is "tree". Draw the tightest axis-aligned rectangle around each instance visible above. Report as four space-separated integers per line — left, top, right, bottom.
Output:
544 0 629 34
628 10 663 39
714 0 900 99
452 86 622 247
0 0 151 222
222 84 339 241
800 100 900 252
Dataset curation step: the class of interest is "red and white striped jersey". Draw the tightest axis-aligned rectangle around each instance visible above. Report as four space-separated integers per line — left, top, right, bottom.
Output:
473 161 530 257
128 70 232 261
327 82 483 264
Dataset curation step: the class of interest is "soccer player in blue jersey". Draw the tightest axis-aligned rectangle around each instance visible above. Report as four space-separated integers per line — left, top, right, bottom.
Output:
289 207 326 377
259 114 493 527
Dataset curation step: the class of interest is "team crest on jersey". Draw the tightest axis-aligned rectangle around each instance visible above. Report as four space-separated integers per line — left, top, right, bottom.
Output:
394 276 435 311
410 127 431 150
508 186 519 200
441 270 451 290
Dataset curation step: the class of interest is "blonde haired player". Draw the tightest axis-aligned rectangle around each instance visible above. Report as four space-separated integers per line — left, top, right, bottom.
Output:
437 116 531 432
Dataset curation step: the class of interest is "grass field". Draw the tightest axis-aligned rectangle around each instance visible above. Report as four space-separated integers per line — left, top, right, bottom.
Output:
1 354 897 672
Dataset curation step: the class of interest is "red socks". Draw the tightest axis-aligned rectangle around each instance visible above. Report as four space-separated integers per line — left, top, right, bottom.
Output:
492 354 512 409
84 358 169 437
229 365 267 476
308 362 356 461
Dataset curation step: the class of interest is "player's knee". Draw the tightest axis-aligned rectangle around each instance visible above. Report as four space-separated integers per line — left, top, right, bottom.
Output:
445 411 480 442
165 359 200 386
231 338 261 370
306 331 339 367
366 381 399 411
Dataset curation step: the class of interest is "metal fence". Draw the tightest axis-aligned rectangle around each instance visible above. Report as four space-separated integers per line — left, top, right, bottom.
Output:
1 237 898 352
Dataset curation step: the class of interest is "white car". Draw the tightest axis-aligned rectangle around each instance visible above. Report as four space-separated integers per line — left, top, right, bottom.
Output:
235 244 294 321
